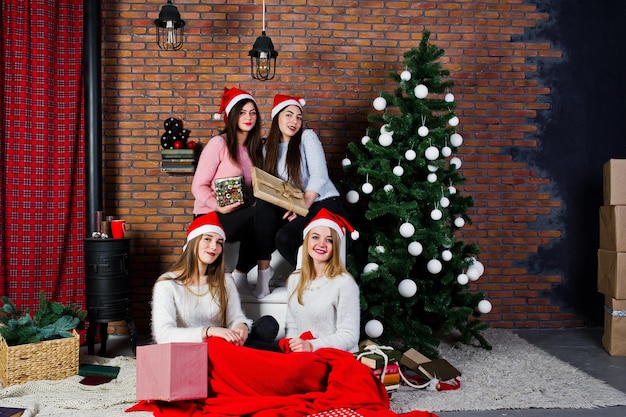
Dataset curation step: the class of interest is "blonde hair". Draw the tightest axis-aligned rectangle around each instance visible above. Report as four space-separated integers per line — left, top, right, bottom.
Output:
291 227 348 305
156 234 228 327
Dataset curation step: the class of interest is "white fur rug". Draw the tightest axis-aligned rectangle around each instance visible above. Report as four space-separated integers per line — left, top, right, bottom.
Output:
1 329 626 416
390 328 626 413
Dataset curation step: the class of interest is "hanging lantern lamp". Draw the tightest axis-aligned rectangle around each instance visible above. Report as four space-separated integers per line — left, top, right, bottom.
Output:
249 0 278 80
154 0 185 51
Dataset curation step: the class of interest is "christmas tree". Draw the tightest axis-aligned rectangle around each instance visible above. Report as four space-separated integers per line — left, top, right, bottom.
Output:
341 30 492 358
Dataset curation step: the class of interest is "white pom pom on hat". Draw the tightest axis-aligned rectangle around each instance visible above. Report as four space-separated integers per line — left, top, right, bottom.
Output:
271 93 306 119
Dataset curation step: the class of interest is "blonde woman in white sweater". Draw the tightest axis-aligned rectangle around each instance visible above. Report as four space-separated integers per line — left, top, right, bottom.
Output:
151 212 280 351
284 209 360 353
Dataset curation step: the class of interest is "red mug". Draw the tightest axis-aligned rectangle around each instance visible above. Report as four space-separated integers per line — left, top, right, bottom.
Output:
111 220 126 239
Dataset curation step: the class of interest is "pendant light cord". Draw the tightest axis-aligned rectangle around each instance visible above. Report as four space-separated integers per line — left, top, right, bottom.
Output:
262 0 266 32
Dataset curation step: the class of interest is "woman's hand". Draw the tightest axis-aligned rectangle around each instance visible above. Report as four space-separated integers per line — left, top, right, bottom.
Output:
288 337 313 352
282 210 298 222
208 326 246 345
216 201 243 214
233 323 249 345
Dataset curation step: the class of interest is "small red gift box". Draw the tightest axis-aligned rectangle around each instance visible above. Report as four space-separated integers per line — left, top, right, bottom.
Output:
136 342 208 401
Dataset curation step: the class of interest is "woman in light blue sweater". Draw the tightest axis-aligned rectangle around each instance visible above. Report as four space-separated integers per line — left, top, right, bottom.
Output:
253 94 345 299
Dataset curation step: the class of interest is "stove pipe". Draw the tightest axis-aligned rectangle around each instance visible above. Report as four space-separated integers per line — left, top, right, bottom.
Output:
84 0 102 235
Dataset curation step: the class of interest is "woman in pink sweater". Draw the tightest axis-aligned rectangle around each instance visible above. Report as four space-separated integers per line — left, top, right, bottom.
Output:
191 87 268 294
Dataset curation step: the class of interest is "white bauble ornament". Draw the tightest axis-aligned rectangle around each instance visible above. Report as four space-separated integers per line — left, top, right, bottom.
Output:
440 196 450 208
400 70 412 81
478 300 492 314
431 208 442 220
373 97 387 111
414 84 428 99
405 149 417 161
448 116 459 126
346 190 360 204
457 273 469 285
378 133 393 147
472 260 485 276
363 263 379 274
341 158 351 167
361 135 371 145
448 185 457 195
398 279 417 298
427 173 437 183
408 241 423 256
449 133 463 147
467 266 481 281
380 124 393 135
393 165 404 176
362 182 373 194
427 259 443 274
365 319 384 338
441 146 452 157
442 250 453 261
427 164 438 172
384 184 394 192
375 245 385 253
445 92 455 102
454 217 465 228
418 126 429 137
399 222 415 238
450 157 462 169
425 146 439 161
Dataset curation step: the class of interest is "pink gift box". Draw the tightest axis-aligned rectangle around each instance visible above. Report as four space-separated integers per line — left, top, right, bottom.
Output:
136 342 208 401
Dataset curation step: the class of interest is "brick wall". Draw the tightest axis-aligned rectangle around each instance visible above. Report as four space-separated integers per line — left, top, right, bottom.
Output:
100 0 582 336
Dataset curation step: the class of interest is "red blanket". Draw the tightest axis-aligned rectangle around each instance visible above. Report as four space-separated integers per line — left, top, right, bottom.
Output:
127 338 437 417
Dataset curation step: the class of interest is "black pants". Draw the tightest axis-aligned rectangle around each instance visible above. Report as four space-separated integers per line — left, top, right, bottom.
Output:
195 207 257 273
244 315 282 352
254 197 346 268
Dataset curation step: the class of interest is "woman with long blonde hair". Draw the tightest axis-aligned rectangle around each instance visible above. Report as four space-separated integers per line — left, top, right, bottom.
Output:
283 209 360 353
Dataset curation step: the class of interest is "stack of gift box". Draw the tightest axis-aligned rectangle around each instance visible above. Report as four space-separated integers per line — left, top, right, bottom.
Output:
598 159 626 356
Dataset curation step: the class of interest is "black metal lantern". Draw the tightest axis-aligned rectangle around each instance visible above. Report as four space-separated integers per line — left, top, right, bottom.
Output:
249 31 278 81
248 0 278 81
154 0 185 51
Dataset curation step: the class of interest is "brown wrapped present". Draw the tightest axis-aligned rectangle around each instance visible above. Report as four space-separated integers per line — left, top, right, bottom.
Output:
252 167 308 217
602 295 626 356
214 176 244 207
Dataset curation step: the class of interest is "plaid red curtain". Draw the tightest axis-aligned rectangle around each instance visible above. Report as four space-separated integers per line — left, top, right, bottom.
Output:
0 0 85 311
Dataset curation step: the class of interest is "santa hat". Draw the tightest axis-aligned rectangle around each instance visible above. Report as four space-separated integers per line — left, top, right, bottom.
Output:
271 94 306 119
184 212 226 251
302 208 358 260
213 87 256 123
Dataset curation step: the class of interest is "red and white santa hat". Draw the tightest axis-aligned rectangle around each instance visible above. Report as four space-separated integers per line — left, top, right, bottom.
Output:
303 208 358 260
184 212 226 250
213 87 256 123
271 93 306 119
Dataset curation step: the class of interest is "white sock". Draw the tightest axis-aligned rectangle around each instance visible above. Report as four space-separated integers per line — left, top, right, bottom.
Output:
231 271 251 295
253 266 273 299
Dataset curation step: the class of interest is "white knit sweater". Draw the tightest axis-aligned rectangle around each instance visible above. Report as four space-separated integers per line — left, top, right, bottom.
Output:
285 272 360 352
151 272 252 344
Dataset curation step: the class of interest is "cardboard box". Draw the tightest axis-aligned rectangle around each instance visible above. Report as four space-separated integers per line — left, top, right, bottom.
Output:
603 159 626 205
597 249 626 298
136 342 208 401
600 206 626 251
252 167 308 217
602 295 626 356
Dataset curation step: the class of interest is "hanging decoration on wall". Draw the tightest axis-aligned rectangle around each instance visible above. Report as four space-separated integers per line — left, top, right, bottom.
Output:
154 0 186 51
249 0 278 81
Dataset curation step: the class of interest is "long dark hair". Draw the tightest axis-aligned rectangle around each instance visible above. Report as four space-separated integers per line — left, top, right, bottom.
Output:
224 98 264 168
262 109 304 189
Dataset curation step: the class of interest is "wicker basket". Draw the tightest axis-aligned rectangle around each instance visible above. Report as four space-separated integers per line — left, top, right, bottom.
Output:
0 330 79 387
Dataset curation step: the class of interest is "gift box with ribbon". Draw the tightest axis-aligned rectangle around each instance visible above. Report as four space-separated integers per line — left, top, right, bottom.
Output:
252 167 309 216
